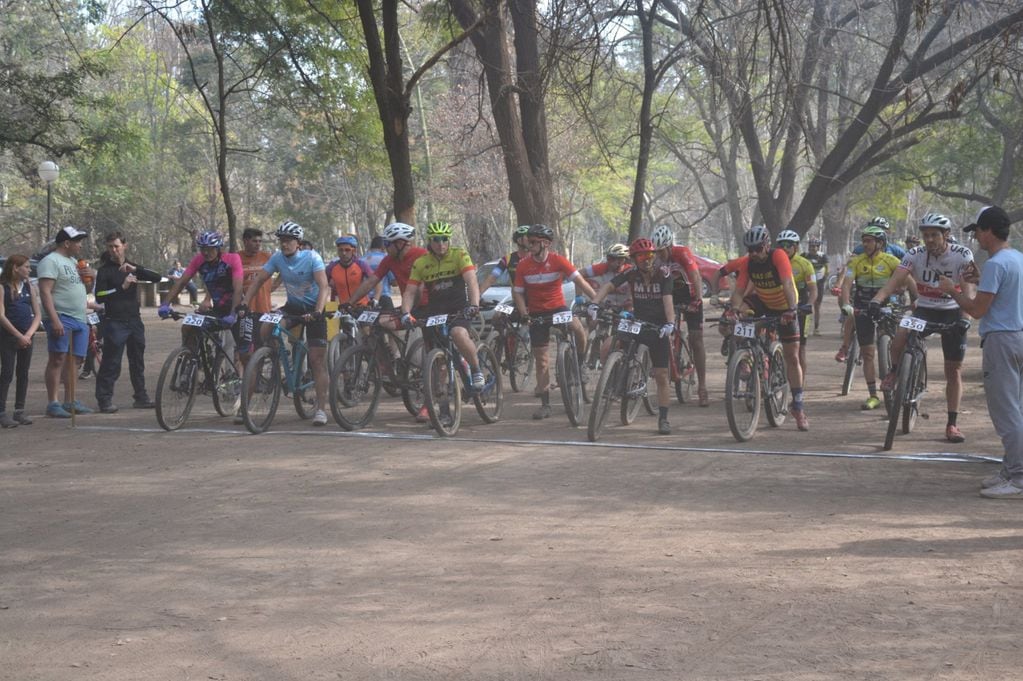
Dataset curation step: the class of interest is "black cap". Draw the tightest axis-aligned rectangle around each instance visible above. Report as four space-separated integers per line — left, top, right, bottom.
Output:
964 206 1010 233
55 225 89 243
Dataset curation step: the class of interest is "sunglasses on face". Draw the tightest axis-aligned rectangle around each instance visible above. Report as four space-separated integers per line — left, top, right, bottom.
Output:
430 236 450 243
747 245 766 254
528 239 546 246
634 252 655 260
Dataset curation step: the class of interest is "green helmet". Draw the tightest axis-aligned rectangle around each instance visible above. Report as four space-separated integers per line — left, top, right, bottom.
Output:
861 225 886 240
513 225 531 241
426 221 453 238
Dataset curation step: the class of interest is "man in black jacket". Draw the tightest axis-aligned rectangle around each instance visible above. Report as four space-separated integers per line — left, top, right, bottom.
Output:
94 231 162 412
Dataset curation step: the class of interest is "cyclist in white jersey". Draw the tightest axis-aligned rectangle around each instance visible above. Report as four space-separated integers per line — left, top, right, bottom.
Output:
869 213 976 443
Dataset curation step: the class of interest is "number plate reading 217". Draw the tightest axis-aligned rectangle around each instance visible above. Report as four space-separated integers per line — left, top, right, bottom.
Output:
733 322 756 339
900 316 927 332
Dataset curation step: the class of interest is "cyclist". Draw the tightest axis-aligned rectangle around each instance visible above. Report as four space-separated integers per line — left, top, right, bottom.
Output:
159 231 243 353
401 220 485 391
480 225 531 299
240 220 330 426
802 237 829 335
726 225 808 430
580 243 632 362
838 225 902 410
327 235 373 307
870 213 975 442
776 230 817 376
362 235 392 306
513 223 597 420
591 238 676 434
904 234 921 250
651 224 709 407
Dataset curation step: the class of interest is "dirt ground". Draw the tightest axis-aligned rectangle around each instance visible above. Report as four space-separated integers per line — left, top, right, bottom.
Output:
1 301 1020 680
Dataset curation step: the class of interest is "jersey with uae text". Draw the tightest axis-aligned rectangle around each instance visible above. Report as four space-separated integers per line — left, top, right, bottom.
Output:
898 244 974 310
514 252 579 314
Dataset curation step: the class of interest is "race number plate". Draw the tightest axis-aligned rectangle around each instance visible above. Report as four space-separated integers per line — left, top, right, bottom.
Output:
358 310 380 323
182 313 207 327
733 322 756 339
551 310 573 324
495 303 515 315
900 316 927 332
426 314 448 327
86 312 100 325
260 312 284 324
617 319 642 334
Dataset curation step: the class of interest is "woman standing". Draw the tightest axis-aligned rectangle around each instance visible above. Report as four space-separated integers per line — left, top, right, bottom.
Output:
0 255 41 427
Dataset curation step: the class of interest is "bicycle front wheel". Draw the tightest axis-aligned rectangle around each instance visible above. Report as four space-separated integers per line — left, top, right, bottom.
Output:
241 346 282 434
329 344 382 430
587 350 623 442
764 341 789 427
557 341 584 427
472 344 503 424
903 352 926 434
883 353 913 450
292 347 317 420
401 336 426 417
621 345 651 425
878 332 893 416
725 347 761 442
508 330 534 393
841 333 859 396
211 352 241 417
423 348 462 436
155 347 198 431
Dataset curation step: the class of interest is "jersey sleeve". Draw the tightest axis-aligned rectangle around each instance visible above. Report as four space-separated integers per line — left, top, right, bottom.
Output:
609 270 630 288
771 248 793 279
407 257 426 287
223 253 245 282
558 254 580 280
183 253 206 279
373 255 393 281
513 264 526 293
457 249 475 273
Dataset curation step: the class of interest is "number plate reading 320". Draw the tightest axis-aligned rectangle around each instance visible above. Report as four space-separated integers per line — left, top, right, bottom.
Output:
357 310 379 323
182 314 207 327
900 316 927 332
551 311 573 324
617 319 642 334
259 312 283 324
733 322 756 339
426 314 448 327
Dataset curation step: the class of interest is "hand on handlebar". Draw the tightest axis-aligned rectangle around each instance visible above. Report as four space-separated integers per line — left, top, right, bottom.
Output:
659 323 675 338
158 303 172 319
868 300 882 321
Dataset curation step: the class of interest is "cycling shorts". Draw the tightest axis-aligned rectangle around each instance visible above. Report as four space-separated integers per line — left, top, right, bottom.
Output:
528 307 569 348
282 301 328 348
912 307 967 363
618 328 669 369
747 297 799 343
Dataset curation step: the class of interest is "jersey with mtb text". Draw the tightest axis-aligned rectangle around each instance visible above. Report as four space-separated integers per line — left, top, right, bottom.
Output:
183 252 243 315
408 247 475 313
610 268 670 325
733 249 794 312
263 249 325 308
656 245 700 299
790 254 816 305
514 252 579 314
327 257 373 306
898 244 974 310
373 246 429 305
802 251 829 279
583 261 632 307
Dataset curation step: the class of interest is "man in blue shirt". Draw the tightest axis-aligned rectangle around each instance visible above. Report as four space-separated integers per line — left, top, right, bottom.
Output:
939 205 1023 498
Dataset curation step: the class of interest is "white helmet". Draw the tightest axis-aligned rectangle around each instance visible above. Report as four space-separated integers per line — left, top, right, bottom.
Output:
276 220 304 240
650 224 674 249
919 213 952 231
606 243 629 259
382 222 416 242
777 229 801 244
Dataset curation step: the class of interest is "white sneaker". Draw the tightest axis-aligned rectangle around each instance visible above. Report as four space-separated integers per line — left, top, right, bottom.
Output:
979 480 1023 499
471 371 485 390
982 471 1009 489
312 410 327 426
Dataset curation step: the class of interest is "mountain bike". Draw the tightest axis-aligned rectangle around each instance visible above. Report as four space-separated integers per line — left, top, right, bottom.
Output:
671 318 697 404
581 303 619 389
326 309 360 375
328 308 425 430
587 312 659 442
419 311 503 436
881 314 967 450
530 309 586 427
485 303 534 393
240 311 319 434
155 310 240 431
719 314 790 442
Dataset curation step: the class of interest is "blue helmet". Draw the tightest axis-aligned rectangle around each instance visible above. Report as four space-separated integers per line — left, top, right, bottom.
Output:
196 231 224 248
335 235 358 248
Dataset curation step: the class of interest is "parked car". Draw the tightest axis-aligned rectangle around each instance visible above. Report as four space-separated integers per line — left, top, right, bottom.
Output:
477 260 575 323
692 253 730 297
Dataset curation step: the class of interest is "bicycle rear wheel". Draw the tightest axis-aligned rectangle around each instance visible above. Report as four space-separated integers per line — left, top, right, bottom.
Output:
883 354 913 450
401 336 426 417
556 341 584 427
329 344 382 430
764 341 789 427
472 344 503 424
587 351 623 442
423 348 462 436
211 352 241 417
241 346 282 434
155 347 198 431
292 347 317 419
841 334 859 396
674 332 696 404
903 352 926 434
725 347 761 442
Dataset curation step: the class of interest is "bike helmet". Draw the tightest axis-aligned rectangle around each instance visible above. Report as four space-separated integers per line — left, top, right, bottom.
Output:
919 213 952 231
861 225 885 240
606 243 629 259
426 220 453 238
513 225 531 241
743 225 771 249
195 230 224 248
650 224 674 249
276 220 304 240
867 216 891 231
382 222 415 242
808 237 822 247
335 235 358 248
777 229 801 245
527 223 554 241
630 238 656 255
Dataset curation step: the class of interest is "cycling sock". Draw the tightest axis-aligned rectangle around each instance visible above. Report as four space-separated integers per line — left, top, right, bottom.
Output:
539 391 550 406
659 406 669 420
867 382 877 397
948 411 958 427
791 387 805 411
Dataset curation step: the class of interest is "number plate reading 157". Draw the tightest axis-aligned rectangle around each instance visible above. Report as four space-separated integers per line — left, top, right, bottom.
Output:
551 311 573 324
182 313 207 327
426 314 448 327
357 310 379 323
495 303 515 315
87 312 100 325
260 312 283 324
733 322 756 339
617 319 642 334
900 316 927 332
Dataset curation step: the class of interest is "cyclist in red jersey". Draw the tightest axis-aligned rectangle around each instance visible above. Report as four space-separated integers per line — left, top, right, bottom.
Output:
513 224 597 420
727 225 808 431
650 224 709 406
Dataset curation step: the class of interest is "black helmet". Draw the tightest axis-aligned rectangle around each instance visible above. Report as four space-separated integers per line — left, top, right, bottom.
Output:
527 224 554 241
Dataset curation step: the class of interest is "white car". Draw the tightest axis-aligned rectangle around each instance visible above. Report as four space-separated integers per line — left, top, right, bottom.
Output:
477 260 576 322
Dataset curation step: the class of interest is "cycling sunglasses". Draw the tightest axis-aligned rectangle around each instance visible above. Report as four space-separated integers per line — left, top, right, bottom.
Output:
430 236 450 243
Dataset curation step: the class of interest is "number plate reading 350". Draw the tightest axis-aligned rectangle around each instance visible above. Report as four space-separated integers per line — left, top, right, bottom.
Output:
182 314 207 327
87 312 100 325
617 319 642 334
358 310 379 323
259 312 283 324
551 311 573 324
900 316 927 332
495 304 514 314
733 322 756 339
426 314 448 327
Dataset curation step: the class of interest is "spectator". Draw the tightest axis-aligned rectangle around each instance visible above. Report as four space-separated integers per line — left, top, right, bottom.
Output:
167 259 198 305
38 226 93 417
363 235 392 305
0 255 42 427
93 231 162 413
938 206 1023 498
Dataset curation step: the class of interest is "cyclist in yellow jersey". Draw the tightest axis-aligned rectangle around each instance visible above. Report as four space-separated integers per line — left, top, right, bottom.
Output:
839 225 902 409
776 230 817 376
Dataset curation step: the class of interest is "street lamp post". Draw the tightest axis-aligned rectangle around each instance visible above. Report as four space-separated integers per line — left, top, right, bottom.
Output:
37 160 60 239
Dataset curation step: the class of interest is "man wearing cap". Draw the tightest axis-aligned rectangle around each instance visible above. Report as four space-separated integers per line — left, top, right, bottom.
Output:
38 226 94 417
939 206 1023 498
